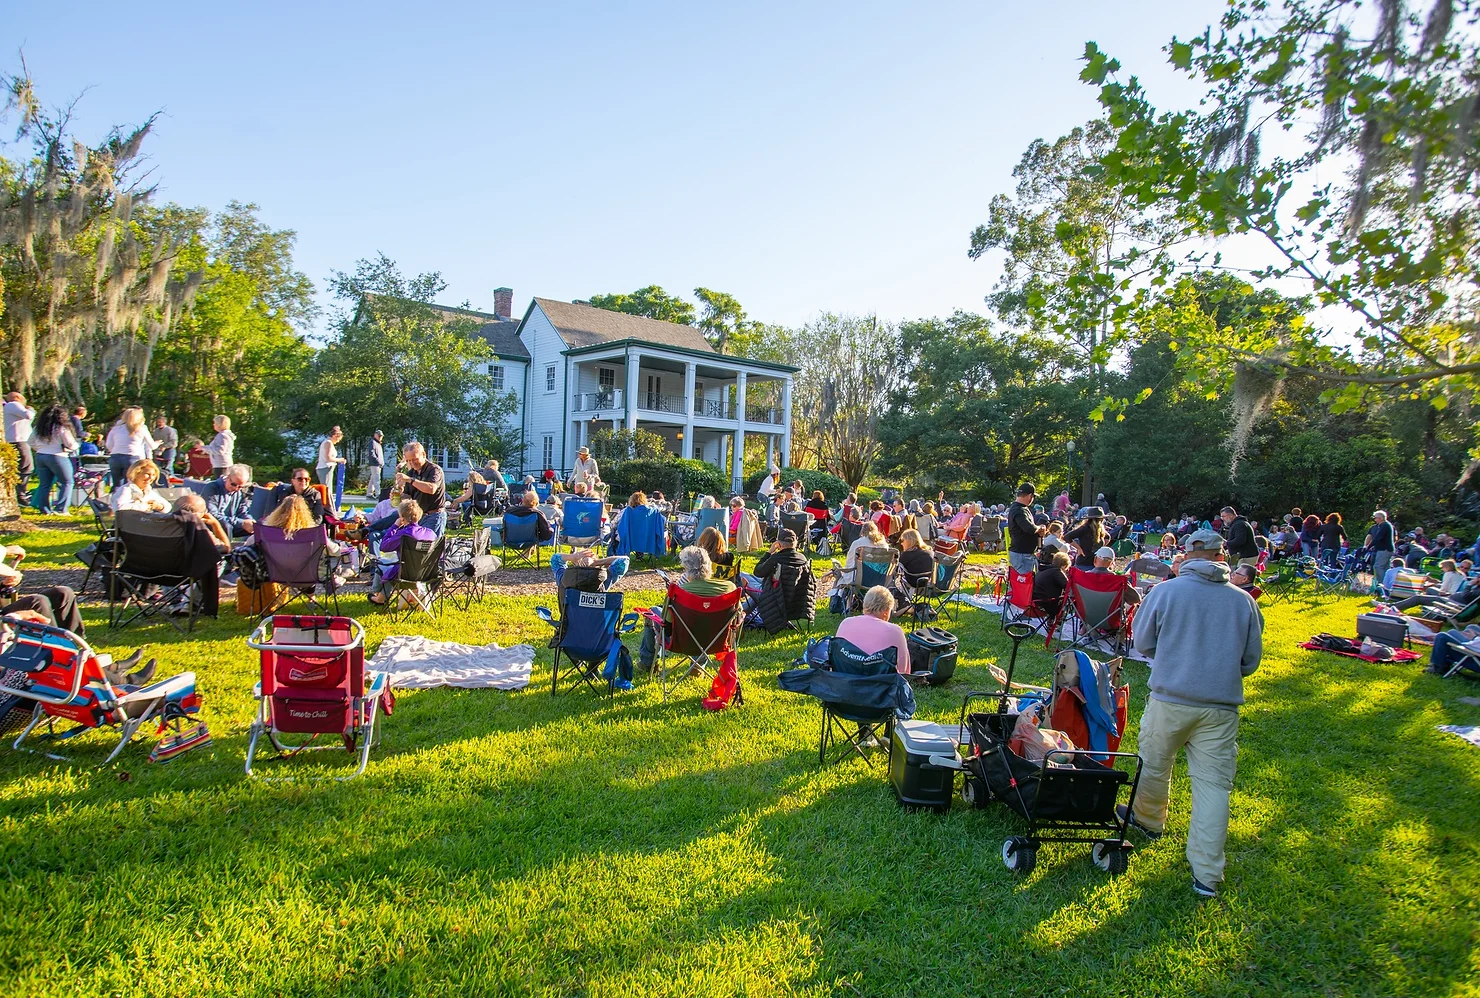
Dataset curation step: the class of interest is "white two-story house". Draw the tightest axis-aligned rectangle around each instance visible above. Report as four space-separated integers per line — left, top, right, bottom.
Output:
399 290 797 490
517 296 797 492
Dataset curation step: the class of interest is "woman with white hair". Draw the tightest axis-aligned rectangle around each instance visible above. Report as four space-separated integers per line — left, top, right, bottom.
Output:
637 545 736 670
835 585 911 676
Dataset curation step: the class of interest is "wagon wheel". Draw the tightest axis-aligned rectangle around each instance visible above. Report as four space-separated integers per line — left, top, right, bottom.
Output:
1092 841 1128 876
961 776 990 809
1002 836 1036 874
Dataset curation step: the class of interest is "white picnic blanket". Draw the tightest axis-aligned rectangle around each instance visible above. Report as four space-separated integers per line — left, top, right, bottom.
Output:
949 593 1004 613
1438 725 1480 749
368 634 535 690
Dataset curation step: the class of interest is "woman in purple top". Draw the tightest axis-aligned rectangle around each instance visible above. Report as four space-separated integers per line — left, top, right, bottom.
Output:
367 499 437 606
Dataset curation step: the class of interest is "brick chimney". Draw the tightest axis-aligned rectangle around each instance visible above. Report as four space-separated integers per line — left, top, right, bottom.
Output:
493 287 513 320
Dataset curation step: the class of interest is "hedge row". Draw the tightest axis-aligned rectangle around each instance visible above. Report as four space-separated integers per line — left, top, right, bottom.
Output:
603 458 729 505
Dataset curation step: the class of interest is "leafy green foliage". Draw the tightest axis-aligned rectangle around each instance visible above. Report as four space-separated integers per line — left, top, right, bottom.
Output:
289 255 520 468
1086 1 1480 399
590 427 671 463
585 286 697 326
603 457 726 503
877 312 1092 499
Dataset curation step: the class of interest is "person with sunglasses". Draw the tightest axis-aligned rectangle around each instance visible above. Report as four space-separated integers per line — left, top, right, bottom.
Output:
200 463 256 537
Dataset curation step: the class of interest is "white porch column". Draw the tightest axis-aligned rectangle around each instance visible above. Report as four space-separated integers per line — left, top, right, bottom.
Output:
764 435 773 473
682 360 696 459
731 372 748 491
779 376 793 467
624 349 640 431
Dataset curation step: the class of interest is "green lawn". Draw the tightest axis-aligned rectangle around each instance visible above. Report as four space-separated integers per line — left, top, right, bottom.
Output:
0 527 1476 997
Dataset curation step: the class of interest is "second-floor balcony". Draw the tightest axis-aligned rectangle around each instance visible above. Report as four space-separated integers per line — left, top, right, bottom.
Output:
637 392 688 415
695 397 736 420
745 404 785 425
574 389 623 412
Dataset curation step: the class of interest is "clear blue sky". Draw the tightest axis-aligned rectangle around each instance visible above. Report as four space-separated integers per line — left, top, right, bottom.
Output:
9 0 1226 334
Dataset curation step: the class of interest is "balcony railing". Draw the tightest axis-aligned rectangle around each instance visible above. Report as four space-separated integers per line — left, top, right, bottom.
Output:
745 404 784 424
637 392 688 415
574 389 623 412
696 398 735 420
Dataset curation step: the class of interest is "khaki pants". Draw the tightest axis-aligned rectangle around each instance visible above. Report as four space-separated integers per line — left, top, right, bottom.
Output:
1133 696 1239 886
1235 555 1259 569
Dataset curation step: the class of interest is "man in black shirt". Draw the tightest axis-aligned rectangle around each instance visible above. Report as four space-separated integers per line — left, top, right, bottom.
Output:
395 442 447 537
1007 481 1040 576
1219 506 1259 568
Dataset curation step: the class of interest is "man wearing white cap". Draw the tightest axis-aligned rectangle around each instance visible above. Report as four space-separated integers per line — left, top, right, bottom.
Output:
1122 526 1263 899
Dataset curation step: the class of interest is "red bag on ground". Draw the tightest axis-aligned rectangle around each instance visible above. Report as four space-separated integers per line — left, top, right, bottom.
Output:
702 650 741 711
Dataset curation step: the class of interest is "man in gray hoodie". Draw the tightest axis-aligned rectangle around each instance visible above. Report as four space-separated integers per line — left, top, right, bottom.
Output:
1126 527 1263 898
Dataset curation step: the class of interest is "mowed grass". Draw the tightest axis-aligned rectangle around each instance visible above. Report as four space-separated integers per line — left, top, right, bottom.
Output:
0 526 1476 997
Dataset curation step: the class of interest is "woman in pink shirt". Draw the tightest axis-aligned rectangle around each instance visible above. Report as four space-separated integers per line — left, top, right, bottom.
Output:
835 586 912 675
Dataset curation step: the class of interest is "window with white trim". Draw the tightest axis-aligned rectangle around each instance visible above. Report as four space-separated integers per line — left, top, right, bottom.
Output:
541 435 554 469
445 447 461 470
545 364 556 393
598 367 615 390
488 364 505 390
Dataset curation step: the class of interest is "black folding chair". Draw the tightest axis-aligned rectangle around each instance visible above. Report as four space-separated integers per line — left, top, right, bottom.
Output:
75 497 116 597
108 511 207 634
780 511 813 553
441 529 500 610
819 638 901 768
394 536 447 619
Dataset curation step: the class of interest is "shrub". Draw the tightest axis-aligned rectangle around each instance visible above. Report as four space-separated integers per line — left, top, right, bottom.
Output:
604 458 730 506
743 466 851 503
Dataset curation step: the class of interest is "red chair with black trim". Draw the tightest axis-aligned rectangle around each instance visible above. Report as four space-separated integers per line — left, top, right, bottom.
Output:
641 574 745 704
1051 568 1135 655
1000 566 1052 635
245 615 391 780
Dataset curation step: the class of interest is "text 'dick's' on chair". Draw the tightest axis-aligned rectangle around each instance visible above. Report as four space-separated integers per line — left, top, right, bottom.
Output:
108 510 210 634
645 578 745 703
536 588 639 696
254 524 342 618
245 615 390 781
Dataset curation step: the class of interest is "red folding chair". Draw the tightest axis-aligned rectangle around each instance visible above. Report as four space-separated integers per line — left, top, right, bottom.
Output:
643 579 745 703
1000 566 1052 635
1052 568 1135 654
244 615 391 780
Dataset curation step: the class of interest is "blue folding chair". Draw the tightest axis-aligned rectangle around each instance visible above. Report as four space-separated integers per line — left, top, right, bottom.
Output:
611 504 667 564
535 481 553 503
562 497 605 549
694 507 726 538
535 588 638 695
502 509 547 568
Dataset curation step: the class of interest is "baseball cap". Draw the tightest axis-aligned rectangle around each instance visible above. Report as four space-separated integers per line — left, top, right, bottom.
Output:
1094 546 1116 560
1016 481 1035 496
777 528 797 545
1185 528 1227 552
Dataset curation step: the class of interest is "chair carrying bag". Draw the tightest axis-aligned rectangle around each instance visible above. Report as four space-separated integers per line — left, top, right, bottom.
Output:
907 626 959 685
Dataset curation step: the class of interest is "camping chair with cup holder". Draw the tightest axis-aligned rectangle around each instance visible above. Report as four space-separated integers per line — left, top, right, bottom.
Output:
1050 567 1135 656
611 503 667 566
777 636 914 768
501 507 550 570
107 510 217 635
440 528 500 611
535 588 640 696
779 511 814 554
840 546 899 616
642 574 745 704
902 552 966 629
999 566 1053 636
75 496 117 598
560 496 606 551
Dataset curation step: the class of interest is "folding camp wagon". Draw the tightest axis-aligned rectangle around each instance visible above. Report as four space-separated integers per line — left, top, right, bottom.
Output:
955 622 1143 876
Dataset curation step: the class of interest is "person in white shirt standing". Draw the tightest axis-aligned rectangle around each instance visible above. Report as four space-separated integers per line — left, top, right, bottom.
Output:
569 446 600 491
317 425 347 489
757 465 779 500
3 392 35 506
152 414 179 485
206 414 235 476
104 407 157 491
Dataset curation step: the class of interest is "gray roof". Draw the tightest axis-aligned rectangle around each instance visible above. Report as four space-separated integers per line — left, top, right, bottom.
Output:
534 297 717 354
474 319 529 360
